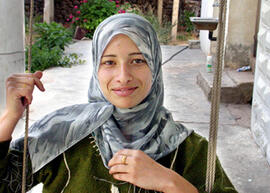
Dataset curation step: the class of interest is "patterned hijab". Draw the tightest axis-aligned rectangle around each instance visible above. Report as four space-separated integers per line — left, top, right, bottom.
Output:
11 13 192 173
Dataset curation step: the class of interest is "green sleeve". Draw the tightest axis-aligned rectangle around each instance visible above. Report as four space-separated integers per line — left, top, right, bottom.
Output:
0 140 38 193
176 132 238 193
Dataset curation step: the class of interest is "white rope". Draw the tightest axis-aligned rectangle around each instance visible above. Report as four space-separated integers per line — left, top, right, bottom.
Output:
170 147 179 170
111 184 120 193
60 153 71 193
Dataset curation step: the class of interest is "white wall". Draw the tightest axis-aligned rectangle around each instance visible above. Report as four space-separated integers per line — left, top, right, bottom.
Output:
251 0 270 165
0 0 25 113
200 0 214 55
224 0 258 69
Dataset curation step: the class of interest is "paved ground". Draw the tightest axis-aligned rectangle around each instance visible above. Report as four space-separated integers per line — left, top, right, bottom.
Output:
12 40 270 193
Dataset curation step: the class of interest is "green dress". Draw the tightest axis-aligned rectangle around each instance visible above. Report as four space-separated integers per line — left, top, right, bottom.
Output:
0 132 237 193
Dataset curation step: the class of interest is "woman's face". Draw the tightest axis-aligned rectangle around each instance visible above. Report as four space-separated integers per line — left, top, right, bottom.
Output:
98 34 152 109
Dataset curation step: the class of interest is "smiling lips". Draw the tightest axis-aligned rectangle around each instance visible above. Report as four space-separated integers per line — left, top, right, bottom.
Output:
112 87 138 97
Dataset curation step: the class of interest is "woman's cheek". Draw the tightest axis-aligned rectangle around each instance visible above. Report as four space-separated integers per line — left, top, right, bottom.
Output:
141 67 152 92
99 67 117 90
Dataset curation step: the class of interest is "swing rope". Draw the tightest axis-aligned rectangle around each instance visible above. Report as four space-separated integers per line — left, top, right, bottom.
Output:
205 0 227 192
22 0 34 192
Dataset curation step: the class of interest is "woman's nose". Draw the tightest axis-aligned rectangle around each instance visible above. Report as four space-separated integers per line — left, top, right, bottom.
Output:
116 63 133 84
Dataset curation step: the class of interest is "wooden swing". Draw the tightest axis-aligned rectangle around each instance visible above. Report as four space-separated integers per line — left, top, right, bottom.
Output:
22 0 228 192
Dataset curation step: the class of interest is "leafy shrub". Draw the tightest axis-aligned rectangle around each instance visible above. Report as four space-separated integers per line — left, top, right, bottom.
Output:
26 22 83 72
26 46 63 72
132 9 173 44
180 10 195 32
33 22 72 50
25 14 43 34
68 0 119 38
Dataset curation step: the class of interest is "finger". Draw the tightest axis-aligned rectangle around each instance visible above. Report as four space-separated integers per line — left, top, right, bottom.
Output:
12 71 42 77
15 88 33 105
33 77 45 91
33 71 43 79
109 164 129 174
9 75 45 92
115 149 143 161
24 73 45 92
7 81 33 90
115 149 135 156
6 86 33 106
11 73 37 78
108 154 130 167
112 173 130 182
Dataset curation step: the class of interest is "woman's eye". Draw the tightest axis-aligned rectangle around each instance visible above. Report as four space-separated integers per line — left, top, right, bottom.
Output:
131 59 146 64
101 60 115 65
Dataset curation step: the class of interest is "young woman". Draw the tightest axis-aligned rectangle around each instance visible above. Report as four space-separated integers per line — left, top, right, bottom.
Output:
0 14 237 193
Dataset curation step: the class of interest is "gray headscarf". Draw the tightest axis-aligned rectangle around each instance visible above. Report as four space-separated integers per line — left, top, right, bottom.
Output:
11 13 192 173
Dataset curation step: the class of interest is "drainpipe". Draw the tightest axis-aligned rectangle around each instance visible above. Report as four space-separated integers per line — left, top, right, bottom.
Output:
253 0 262 57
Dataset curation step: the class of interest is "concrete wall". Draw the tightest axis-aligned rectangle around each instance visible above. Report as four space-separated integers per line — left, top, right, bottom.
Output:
0 0 25 113
251 0 270 165
224 0 258 69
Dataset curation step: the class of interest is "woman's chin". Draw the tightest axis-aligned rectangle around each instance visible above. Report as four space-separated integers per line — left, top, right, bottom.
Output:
113 103 137 109
112 100 139 109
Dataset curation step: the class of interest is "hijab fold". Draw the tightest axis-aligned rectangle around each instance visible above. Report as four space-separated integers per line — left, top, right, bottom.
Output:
11 13 192 173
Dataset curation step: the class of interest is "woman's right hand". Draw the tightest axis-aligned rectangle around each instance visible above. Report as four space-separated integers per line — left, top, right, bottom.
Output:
5 71 45 120
0 71 45 141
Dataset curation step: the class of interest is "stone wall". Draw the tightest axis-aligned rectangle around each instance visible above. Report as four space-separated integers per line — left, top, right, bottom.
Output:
251 0 270 165
24 0 201 24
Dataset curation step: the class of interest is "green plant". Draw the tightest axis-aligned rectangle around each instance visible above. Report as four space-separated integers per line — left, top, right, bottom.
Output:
26 46 63 72
33 22 72 50
177 32 195 42
133 9 173 44
62 53 85 67
26 22 83 72
177 34 188 41
25 14 43 34
180 10 195 33
69 0 119 38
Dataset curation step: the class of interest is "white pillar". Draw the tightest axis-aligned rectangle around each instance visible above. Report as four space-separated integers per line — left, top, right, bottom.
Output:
200 0 215 55
0 0 25 114
44 0 54 23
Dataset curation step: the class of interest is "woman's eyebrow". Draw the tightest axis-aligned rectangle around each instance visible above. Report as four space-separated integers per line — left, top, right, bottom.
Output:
102 54 116 57
129 52 143 56
102 52 143 57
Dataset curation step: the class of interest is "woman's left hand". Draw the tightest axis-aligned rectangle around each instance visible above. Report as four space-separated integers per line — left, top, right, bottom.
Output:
108 149 177 192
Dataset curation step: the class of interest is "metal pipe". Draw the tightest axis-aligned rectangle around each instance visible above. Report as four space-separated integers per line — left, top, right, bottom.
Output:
253 0 262 57
209 31 217 41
